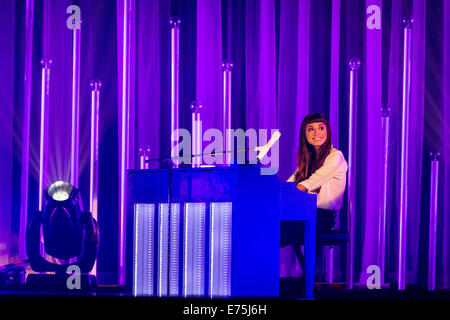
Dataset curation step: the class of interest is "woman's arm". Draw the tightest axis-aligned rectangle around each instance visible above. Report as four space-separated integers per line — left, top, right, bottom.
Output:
287 169 308 192
298 150 347 192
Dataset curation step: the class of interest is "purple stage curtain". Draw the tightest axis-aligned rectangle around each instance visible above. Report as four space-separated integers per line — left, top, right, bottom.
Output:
329 0 341 149
135 0 162 167
277 0 311 278
245 0 277 132
384 0 426 287
196 0 223 147
1 0 449 289
385 0 404 286
405 0 426 285
360 0 383 285
46 0 73 184
0 0 15 265
439 0 450 290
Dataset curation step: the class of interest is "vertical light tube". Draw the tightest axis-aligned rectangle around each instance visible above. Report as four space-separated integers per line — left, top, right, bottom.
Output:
347 57 361 290
379 105 391 286
119 0 133 285
398 17 413 291
428 152 439 291
70 26 81 187
19 0 35 260
89 80 101 276
138 146 145 169
191 101 202 167
222 60 233 166
145 145 150 169
170 17 181 168
38 59 52 211
89 80 102 221
138 145 150 169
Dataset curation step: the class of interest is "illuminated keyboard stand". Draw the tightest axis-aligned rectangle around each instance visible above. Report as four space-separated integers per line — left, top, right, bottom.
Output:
125 165 316 299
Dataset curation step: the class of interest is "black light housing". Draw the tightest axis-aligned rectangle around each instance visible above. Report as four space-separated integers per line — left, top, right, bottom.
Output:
26 181 99 274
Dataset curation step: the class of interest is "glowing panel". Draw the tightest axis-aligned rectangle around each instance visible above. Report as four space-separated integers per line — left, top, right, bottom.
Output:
183 203 206 297
158 203 180 297
133 203 155 296
209 202 232 297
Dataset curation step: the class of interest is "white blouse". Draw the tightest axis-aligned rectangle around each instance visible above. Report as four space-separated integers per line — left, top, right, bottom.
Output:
287 147 348 211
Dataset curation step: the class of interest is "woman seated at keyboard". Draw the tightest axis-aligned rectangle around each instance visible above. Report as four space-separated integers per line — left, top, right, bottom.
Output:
280 113 348 290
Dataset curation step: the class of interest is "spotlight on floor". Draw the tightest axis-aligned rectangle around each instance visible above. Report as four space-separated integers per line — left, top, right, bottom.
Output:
26 181 99 291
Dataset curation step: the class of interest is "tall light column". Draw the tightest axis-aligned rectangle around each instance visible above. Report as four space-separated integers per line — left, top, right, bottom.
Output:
347 57 361 290
170 17 181 168
398 16 413 291
19 0 35 260
70 24 81 187
222 60 233 166
428 152 440 291
138 145 150 169
89 80 102 222
38 58 52 211
89 79 102 276
118 0 134 285
191 101 202 168
379 105 391 286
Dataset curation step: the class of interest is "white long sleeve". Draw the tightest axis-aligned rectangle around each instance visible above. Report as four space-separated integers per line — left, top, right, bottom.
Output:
287 147 348 211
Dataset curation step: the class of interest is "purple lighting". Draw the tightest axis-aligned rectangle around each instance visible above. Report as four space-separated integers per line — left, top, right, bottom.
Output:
118 0 134 285
38 58 52 211
70 26 81 188
329 0 341 148
379 105 391 286
90 79 101 276
170 17 181 169
428 152 439 291
89 80 102 220
222 60 233 166
18 0 35 260
191 101 202 168
0 0 448 295
138 145 150 170
398 16 413 291
347 57 361 290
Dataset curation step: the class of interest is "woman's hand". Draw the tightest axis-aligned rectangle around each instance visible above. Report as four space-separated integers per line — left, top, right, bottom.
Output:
296 183 307 192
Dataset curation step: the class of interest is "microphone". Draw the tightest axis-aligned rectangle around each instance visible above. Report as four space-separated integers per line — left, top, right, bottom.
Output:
255 130 281 161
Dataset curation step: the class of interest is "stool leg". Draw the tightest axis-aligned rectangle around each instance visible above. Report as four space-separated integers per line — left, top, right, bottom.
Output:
326 246 334 283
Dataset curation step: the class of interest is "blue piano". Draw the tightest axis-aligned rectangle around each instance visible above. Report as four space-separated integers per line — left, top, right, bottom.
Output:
125 165 316 299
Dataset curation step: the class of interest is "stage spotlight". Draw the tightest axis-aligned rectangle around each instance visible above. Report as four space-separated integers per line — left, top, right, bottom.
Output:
26 181 99 290
47 180 73 201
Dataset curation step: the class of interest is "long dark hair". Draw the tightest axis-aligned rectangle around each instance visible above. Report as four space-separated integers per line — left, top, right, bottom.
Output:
294 113 332 183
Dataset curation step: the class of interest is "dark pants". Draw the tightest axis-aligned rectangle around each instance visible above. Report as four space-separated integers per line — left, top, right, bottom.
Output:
280 210 336 295
280 209 336 248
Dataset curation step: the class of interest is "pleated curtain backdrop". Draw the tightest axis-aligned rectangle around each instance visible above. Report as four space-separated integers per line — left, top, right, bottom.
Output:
0 0 449 289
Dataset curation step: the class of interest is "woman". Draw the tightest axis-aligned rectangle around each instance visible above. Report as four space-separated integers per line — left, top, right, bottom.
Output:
287 112 348 229
280 113 348 294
